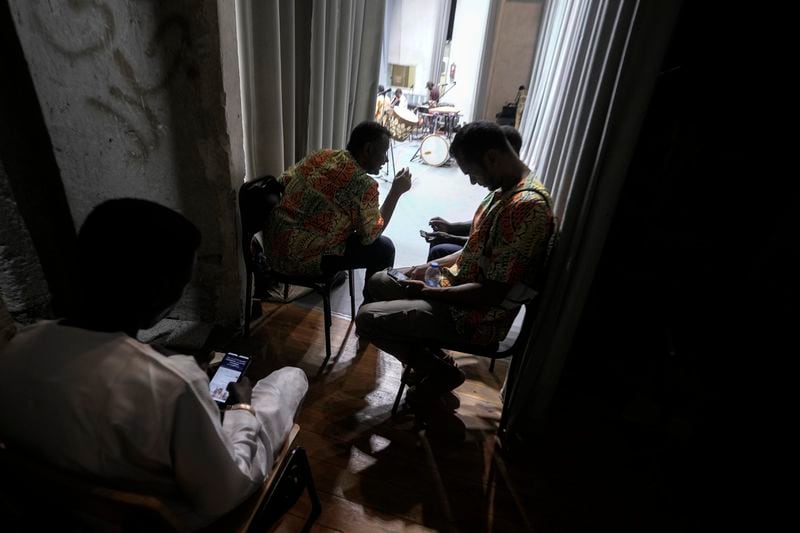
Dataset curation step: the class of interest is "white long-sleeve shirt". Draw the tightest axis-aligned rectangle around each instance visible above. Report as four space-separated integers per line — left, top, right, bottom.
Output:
0 321 307 528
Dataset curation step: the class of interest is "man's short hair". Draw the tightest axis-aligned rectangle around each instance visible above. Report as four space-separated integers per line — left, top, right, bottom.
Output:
450 121 515 165
346 121 390 154
500 125 523 155
77 198 201 299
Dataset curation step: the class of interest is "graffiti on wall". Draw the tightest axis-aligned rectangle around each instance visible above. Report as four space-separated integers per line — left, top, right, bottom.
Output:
29 0 193 160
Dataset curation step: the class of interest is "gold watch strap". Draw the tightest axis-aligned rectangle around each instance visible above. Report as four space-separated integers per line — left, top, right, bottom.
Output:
228 403 256 416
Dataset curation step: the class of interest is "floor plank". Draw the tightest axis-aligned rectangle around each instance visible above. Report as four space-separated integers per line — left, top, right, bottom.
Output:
245 302 542 532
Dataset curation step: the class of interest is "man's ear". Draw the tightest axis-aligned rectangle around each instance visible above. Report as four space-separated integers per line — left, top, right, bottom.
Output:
483 149 500 170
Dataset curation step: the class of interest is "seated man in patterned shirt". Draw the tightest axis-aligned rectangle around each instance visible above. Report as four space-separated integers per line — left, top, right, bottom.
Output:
263 121 412 290
356 121 554 409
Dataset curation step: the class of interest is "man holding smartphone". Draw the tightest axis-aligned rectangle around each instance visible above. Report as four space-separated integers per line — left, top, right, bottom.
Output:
356 122 554 413
0 199 308 529
421 126 524 262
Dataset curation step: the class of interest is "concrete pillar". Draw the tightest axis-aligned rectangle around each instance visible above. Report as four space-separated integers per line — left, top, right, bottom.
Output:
7 0 245 326
0 296 16 352
0 159 52 324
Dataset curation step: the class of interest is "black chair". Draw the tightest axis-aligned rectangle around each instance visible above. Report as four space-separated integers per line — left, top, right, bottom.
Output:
392 227 559 416
239 176 356 371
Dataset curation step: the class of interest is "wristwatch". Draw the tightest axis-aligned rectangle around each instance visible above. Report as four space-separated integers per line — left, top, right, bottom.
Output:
228 403 256 416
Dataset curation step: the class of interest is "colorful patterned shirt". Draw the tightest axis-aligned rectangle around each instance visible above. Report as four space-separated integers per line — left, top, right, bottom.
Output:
263 150 384 276
442 172 553 344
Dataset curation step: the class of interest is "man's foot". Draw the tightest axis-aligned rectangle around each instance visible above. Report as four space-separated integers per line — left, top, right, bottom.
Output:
425 357 466 393
433 349 456 366
356 336 370 352
406 386 460 412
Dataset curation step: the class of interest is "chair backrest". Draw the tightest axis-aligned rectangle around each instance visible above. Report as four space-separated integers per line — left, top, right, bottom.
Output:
499 225 560 357
238 175 284 258
0 440 185 531
1 424 303 533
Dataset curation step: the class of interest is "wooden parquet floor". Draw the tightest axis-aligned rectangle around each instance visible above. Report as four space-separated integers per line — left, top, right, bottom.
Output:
227 302 541 533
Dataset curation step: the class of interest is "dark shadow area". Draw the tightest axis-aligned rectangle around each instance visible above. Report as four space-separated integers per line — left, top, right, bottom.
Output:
527 3 786 531
0 0 77 316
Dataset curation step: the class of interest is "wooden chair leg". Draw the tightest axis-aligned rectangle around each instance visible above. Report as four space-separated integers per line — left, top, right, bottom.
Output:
391 365 412 416
252 447 321 533
348 269 356 318
244 272 253 337
296 448 321 531
320 290 333 371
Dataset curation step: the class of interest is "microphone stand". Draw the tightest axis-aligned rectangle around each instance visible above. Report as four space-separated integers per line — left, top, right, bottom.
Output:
374 91 394 182
437 81 456 101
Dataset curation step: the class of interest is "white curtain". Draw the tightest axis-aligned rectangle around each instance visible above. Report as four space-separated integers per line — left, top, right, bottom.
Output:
236 0 384 180
306 0 386 152
429 0 452 85
503 0 682 438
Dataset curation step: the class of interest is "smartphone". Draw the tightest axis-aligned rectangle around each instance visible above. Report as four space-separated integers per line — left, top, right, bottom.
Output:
209 352 251 405
386 268 409 282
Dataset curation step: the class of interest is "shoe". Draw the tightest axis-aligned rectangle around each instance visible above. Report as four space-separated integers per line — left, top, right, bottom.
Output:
406 384 460 413
356 336 370 352
425 357 466 393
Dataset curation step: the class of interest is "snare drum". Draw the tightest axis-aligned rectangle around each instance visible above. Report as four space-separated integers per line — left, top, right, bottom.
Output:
420 134 450 167
386 106 421 141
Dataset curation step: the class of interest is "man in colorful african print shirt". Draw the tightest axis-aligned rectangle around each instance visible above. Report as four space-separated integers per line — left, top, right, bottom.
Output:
263 121 412 288
356 121 554 411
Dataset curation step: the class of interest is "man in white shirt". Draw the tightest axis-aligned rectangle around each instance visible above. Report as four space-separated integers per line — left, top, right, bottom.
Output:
0 198 308 529
391 88 408 110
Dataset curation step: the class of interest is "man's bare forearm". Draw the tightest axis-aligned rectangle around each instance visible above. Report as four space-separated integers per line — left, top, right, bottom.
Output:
420 281 505 307
379 188 403 228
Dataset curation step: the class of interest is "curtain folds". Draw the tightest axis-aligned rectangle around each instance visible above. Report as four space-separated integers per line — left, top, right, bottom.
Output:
307 0 385 152
504 0 682 440
236 0 384 180
429 0 451 86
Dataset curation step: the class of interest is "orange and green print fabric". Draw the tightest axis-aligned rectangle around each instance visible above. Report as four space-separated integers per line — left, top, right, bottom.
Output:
443 173 553 344
263 149 384 276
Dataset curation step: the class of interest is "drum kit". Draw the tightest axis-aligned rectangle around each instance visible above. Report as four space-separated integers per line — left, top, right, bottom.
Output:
413 105 460 166
380 98 461 172
385 105 421 142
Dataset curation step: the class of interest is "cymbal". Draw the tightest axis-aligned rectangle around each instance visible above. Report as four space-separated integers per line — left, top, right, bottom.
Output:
430 106 460 114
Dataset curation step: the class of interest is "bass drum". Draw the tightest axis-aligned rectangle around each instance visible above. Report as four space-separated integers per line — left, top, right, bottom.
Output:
420 135 450 167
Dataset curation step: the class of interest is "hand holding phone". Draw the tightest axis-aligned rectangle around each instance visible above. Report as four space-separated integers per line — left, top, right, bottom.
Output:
226 376 253 405
386 268 409 282
209 352 251 405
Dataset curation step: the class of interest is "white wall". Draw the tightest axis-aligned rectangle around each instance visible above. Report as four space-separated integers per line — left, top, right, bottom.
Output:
447 0 492 122
386 0 443 95
482 0 542 121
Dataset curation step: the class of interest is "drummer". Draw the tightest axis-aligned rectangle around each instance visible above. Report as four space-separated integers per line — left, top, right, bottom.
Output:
426 81 440 106
391 88 408 110
375 85 391 124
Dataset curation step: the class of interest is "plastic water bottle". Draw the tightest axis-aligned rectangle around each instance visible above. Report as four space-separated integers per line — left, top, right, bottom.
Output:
424 262 441 287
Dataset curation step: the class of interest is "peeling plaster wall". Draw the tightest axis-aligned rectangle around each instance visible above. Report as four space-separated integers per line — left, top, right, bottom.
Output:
0 159 52 324
0 296 16 352
7 0 243 325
